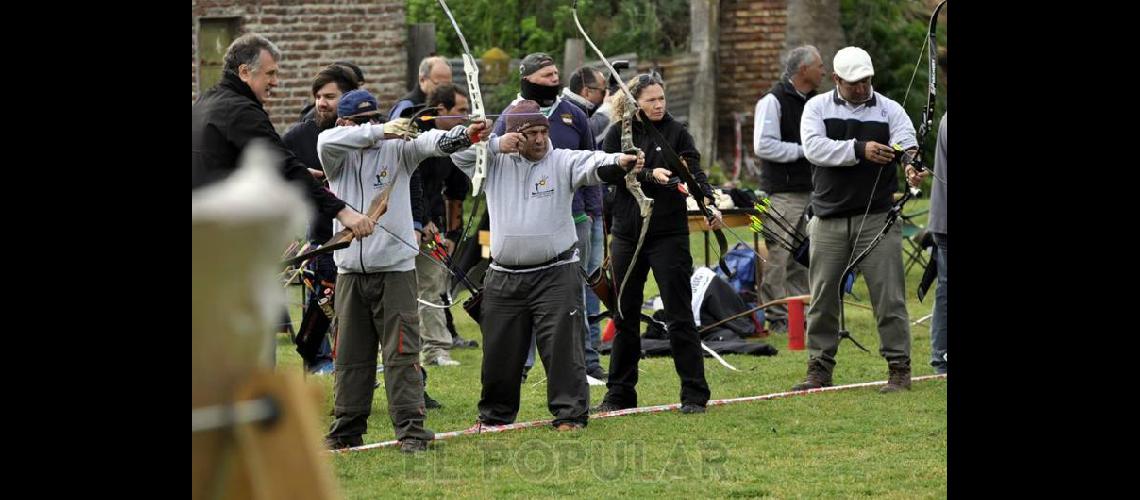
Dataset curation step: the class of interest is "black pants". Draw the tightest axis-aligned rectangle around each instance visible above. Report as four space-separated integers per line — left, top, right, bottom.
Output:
478 263 589 427
605 232 710 408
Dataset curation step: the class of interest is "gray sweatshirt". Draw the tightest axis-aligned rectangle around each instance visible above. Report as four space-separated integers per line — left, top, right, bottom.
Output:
927 113 947 234
317 124 468 273
451 136 624 268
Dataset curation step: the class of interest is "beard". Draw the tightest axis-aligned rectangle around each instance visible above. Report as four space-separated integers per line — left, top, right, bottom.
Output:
316 108 338 129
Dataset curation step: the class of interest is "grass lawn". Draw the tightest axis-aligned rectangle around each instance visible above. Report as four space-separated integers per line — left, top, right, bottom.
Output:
276 198 946 498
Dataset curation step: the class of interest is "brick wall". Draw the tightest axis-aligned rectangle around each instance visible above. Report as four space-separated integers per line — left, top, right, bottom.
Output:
191 0 407 133
717 0 787 174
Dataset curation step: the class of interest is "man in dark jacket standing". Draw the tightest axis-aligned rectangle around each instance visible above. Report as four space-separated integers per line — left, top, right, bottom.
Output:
192 33 374 240
282 64 362 374
561 65 609 382
752 45 825 333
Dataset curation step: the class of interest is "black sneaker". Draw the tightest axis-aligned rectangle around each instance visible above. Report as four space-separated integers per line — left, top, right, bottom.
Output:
398 438 430 454
587 366 608 381
424 391 443 409
767 319 788 334
451 334 479 349
680 404 706 414
590 401 627 414
324 435 364 450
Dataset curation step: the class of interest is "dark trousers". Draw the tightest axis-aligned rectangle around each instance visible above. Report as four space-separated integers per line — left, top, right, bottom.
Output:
478 263 589 427
604 232 710 408
326 271 433 442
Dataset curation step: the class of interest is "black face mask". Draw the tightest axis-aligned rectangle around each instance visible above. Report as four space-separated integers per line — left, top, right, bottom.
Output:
520 78 562 107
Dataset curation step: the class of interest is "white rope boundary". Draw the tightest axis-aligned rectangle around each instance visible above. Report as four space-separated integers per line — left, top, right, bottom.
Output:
331 374 947 454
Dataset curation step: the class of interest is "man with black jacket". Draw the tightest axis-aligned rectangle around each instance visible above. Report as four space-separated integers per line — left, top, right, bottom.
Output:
282 64 361 374
560 65 609 382
192 33 374 240
752 45 825 333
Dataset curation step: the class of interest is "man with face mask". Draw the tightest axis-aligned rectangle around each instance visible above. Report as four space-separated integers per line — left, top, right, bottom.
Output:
491 53 597 383
452 100 642 431
795 46 922 394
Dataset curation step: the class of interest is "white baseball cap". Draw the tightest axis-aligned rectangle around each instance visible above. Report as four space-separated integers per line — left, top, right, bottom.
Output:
833 46 874 82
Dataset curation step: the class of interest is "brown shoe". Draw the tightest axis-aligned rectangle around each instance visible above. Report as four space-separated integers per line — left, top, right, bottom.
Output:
790 360 833 391
324 435 364 451
879 362 912 393
555 422 584 432
398 438 430 453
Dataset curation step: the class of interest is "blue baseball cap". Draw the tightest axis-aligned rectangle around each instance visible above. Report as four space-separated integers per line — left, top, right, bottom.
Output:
337 89 381 118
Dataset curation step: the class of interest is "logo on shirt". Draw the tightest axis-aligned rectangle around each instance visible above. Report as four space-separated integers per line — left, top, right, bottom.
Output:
373 167 391 189
531 175 555 199
561 113 574 126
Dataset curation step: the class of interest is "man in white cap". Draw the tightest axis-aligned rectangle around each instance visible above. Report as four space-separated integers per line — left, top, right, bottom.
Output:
793 46 923 394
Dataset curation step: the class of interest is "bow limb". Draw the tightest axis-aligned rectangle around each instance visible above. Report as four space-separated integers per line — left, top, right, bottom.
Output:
573 0 654 319
436 0 489 196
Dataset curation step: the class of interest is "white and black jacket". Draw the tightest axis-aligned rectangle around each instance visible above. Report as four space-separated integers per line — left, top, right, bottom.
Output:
800 89 917 218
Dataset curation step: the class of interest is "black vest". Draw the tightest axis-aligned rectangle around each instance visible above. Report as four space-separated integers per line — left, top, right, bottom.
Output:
757 80 816 193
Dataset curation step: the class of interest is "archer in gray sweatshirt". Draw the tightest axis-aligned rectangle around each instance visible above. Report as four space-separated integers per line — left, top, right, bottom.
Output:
448 99 640 429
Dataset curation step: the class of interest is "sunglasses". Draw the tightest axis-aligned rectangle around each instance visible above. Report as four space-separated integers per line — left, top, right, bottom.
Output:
348 113 381 124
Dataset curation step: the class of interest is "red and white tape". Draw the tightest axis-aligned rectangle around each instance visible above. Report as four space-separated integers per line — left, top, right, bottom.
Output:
331 374 947 454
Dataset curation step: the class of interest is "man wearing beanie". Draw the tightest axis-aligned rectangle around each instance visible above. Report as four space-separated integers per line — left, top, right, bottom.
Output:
451 100 642 431
317 89 488 453
491 52 600 384
794 46 922 394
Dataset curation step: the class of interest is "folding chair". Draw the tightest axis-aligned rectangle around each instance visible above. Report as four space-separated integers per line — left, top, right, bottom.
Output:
900 209 933 275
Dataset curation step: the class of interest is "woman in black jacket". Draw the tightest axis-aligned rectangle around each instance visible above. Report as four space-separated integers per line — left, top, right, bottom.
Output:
594 74 721 414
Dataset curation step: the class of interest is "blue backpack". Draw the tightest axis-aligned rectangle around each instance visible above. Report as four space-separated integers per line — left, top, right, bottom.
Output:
716 243 758 293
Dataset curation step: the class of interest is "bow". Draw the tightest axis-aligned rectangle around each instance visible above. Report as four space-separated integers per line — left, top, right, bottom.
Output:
835 0 946 352
572 0 654 319
436 0 488 197
911 0 947 183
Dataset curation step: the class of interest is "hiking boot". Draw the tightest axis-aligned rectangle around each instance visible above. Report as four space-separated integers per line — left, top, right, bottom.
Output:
324 435 363 451
790 360 834 391
680 403 706 414
398 438 430 454
879 363 912 393
590 401 627 414
555 422 584 432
